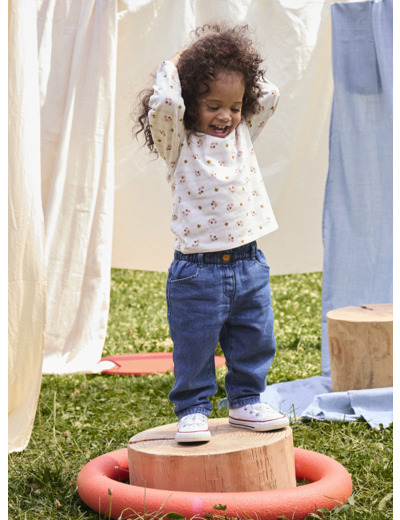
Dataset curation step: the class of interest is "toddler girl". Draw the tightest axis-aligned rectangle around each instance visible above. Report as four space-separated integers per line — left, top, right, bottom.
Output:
136 23 289 442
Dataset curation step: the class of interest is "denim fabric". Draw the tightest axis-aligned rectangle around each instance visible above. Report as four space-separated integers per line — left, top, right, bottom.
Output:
167 242 276 419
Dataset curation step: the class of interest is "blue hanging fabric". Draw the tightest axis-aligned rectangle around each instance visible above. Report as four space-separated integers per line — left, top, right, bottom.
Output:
321 0 393 376
247 0 393 429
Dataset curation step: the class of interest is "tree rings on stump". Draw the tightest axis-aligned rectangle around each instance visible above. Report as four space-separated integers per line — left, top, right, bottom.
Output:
128 418 296 493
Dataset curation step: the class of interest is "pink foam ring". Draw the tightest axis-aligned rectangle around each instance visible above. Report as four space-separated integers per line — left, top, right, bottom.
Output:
77 447 353 520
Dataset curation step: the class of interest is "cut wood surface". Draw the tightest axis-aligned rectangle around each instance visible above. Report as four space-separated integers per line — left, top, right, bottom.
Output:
327 303 393 392
128 418 296 492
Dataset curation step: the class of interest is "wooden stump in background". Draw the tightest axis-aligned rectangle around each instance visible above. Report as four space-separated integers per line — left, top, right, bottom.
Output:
128 418 296 493
327 303 393 392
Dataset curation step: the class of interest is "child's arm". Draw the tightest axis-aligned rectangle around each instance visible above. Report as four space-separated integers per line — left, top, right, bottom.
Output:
170 50 185 66
245 79 280 142
148 58 186 168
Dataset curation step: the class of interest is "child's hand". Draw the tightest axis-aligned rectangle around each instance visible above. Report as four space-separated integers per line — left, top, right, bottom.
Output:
170 49 185 66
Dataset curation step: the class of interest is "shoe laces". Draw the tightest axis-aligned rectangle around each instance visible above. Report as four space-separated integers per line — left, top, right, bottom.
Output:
244 403 276 418
179 413 208 428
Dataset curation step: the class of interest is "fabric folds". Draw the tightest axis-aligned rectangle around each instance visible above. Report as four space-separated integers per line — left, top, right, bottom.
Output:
258 0 393 428
9 0 117 452
8 0 46 453
38 0 117 374
321 0 393 375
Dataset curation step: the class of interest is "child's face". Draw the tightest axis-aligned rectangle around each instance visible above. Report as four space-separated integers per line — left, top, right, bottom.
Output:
197 72 245 138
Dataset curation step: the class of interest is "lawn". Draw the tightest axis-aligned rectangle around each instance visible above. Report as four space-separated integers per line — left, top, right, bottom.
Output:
8 269 393 519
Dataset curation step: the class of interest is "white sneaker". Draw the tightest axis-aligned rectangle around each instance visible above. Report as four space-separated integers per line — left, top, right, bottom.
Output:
229 403 289 431
175 413 211 443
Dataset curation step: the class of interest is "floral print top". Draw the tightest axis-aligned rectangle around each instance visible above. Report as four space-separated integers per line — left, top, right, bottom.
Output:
149 60 279 253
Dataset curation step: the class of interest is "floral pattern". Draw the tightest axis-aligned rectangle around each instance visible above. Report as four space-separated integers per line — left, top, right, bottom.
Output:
148 61 279 253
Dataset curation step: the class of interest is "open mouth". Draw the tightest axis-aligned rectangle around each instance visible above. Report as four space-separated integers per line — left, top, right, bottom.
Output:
210 125 230 137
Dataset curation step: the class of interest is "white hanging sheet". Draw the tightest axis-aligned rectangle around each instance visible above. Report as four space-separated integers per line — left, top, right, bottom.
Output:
38 0 117 375
8 0 46 453
112 0 334 274
9 0 117 452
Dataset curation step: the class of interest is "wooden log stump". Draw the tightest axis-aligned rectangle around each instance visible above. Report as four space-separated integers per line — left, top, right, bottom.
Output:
128 418 296 493
327 303 393 392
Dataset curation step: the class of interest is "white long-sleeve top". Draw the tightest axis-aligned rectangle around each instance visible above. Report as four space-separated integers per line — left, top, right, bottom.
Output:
148 60 279 253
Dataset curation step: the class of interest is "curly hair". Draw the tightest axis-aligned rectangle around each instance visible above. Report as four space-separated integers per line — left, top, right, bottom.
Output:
135 23 267 154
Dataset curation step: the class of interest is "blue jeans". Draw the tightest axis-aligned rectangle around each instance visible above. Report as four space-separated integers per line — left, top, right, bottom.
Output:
167 241 276 419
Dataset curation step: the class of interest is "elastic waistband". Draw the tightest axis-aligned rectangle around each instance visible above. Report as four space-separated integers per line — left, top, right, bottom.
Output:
174 241 258 265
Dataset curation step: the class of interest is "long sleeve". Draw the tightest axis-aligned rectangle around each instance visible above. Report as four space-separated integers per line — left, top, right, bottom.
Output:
148 62 279 253
245 79 280 142
148 61 186 169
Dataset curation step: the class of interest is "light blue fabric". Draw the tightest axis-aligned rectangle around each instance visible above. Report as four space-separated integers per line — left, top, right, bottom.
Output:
321 0 393 376
303 387 393 430
260 376 332 417
222 0 393 429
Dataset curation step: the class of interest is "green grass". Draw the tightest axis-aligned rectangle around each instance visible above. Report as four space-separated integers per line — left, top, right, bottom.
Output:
8 270 393 520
